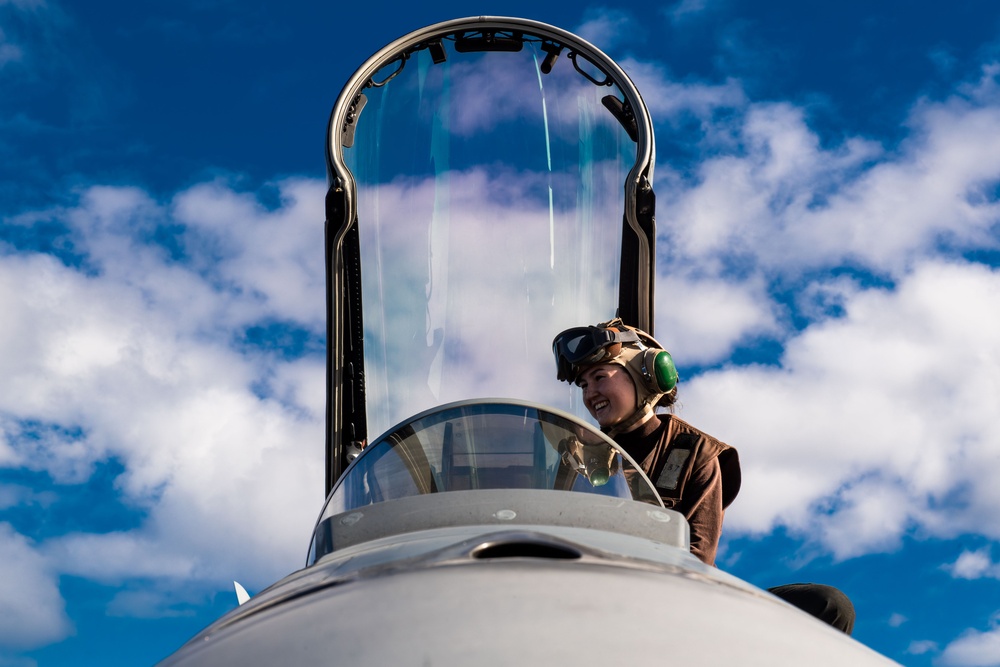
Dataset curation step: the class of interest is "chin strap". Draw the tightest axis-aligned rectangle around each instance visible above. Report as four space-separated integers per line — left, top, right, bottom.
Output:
603 404 656 438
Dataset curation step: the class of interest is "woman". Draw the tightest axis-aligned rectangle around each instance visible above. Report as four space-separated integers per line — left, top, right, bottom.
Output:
553 318 855 634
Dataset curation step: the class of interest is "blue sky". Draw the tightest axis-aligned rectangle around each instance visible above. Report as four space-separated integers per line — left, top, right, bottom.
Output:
3 1 1000 665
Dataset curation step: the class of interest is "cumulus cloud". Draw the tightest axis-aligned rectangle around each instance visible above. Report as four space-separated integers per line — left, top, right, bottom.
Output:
655 272 778 363
668 0 716 22
0 523 70 650
677 259 1000 557
649 67 1000 284
43 531 196 582
0 178 327 624
939 621 1000 667
574 8 642 53
620 57 746 122
908 639 938 655
946 548 1000 580
171 180 327 323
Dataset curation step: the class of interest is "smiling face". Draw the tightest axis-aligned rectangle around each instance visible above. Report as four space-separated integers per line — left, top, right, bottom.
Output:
576 363 638 429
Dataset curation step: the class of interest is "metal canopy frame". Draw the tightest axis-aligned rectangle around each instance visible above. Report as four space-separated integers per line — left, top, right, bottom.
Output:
323 16 658 493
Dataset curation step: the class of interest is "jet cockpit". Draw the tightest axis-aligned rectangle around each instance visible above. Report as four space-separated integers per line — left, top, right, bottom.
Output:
308 399 676 566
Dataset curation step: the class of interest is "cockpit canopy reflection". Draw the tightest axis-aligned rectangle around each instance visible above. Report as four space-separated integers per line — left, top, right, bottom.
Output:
308 400 662 564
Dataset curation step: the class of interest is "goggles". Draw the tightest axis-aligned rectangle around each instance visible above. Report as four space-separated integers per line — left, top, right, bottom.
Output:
552 326 641 382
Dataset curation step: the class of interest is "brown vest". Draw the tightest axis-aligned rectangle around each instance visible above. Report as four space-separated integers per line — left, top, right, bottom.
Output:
638 415 741 511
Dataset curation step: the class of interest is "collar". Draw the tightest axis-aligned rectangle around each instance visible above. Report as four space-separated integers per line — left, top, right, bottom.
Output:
613 414 664 463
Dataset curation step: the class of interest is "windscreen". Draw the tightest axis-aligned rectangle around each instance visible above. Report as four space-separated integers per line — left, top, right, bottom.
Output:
318 401 661 520
345 37 636 438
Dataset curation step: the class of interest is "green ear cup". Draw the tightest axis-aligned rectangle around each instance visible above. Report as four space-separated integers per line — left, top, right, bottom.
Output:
654 350 678 392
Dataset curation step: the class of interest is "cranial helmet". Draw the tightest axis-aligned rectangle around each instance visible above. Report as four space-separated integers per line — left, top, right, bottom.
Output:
552 318 678 432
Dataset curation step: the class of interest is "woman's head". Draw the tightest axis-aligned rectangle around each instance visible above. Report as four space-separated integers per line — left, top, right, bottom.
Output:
553 318 679 434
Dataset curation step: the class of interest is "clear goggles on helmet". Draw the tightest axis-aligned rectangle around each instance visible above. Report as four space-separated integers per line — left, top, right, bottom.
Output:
552 326 641 382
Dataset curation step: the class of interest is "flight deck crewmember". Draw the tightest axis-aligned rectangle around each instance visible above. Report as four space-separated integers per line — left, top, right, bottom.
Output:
552 318 855 634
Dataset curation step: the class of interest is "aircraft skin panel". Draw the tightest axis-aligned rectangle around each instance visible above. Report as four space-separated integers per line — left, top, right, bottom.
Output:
175 511 750 643
309 488 690 556
162 478 899 667
160 542 898 667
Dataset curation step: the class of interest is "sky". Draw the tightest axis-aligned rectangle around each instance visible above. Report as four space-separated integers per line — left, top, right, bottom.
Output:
2 0 1000 665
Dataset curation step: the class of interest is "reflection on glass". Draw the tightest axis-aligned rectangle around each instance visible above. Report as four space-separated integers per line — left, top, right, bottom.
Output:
345 39 636 437
317 401 661 523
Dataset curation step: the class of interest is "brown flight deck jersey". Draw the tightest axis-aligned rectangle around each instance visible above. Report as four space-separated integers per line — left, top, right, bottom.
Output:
615 414 741 566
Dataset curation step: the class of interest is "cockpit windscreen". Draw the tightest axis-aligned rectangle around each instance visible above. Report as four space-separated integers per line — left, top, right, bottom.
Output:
317 400 661 522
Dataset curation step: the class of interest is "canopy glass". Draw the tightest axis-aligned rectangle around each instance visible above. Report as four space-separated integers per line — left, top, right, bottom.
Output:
343 34 635 437
308 400 663 564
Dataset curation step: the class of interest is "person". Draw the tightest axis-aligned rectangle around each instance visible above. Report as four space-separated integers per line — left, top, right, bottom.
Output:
552 318 855 634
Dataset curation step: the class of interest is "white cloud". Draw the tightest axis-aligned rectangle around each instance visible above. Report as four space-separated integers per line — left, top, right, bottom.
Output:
940 622 1000 667
170 178 327 328
946 548 1000 580
658 101 886 274
1 179 327 601
0 653 40 667
0 523 70 650
669 0 713 22
889 613 907 627
814 478 913 557
908 639 938 655
42 532 196 582
621 57 746 122
655 273 778 364
677 261 1000 557
574 9 641 53
647 67 1000 284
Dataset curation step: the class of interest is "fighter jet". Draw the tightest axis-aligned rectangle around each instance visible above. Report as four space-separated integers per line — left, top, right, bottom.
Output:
157 17 900 666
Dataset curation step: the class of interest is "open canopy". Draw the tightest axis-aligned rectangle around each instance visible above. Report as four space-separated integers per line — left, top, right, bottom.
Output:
324 17 658 491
